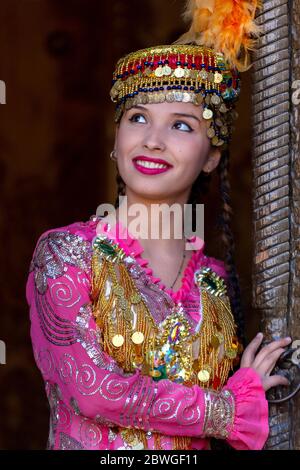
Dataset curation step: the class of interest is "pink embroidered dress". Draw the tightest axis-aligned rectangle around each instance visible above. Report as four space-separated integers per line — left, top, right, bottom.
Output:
26 214 269 450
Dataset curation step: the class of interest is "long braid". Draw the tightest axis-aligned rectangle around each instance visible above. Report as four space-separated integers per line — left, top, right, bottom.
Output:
210 150 244 451
187 171 212 226
114 166 126 209
217 148 245 345
187 151 245 345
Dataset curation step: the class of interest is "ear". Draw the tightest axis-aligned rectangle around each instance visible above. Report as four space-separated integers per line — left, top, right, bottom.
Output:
202 146 221 173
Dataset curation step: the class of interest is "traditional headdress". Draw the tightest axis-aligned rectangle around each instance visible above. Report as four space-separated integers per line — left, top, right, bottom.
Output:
110 0 261 148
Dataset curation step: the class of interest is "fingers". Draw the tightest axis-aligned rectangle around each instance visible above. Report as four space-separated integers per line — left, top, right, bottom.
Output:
263 348 286 375
240 332 264 368
253 336 292 369
264 374 290 392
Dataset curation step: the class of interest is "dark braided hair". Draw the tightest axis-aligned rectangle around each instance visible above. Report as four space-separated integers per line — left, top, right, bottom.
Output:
188 150 245 452
187 149 245 347
114 166 126 208
217 148 245 346
113 150 245 345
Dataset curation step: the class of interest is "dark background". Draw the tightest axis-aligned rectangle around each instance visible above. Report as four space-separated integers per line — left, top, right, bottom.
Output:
0 0 256 449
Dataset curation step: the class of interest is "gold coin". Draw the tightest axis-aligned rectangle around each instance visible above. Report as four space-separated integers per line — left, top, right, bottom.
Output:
130 292 141 304
211 94 221 105
125 99 132 110
225 348 238 359
126 76 134 85
195 94 204 105
214 72 223 83
182 92 191 103
219 104 228 113
211 335 220 348
174 67 185 78
198 369 210 382
110 86 119 100
112 334 125 348
184 69 191 78
113 285 124 296
199 70 208 80
153 93 160 103
174 91 183 102
207 127 216 139
151 369 161 378
212 136 219 146
166 92 175 103
154 66 164 77
203 108 213 120
119 298 127 310
162 65 172 76
131 331 145 345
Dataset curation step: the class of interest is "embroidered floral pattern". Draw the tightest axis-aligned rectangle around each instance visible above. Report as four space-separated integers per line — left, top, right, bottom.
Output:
30 231 92 294
202 389 235 439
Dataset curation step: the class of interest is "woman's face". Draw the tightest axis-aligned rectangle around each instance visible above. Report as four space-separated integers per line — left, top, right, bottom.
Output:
114 100 221 202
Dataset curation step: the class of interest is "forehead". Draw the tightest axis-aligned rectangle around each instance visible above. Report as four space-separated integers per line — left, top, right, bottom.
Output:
125 101 204 117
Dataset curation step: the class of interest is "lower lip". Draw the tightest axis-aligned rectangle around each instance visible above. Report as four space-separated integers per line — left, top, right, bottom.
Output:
133 161 172 175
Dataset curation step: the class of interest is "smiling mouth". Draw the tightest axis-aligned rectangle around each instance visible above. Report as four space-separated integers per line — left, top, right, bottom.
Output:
134 159 169 169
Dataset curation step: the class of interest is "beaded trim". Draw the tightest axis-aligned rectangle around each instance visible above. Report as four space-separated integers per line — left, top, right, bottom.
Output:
110 44 240 147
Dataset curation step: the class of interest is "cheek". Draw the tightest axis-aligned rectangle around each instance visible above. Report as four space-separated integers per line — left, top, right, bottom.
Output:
116 124 140 156
175 134 210 169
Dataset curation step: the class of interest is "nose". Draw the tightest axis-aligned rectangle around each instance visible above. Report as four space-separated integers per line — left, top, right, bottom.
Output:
142 126 166 152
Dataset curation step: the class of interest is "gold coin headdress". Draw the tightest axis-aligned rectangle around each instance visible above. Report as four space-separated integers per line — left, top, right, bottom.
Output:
110 0 262 148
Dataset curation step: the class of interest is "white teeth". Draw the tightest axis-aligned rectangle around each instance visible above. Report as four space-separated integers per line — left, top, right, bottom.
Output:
135 160 168 169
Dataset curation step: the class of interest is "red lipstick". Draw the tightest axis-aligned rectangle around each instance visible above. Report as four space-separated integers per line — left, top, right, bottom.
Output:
132 156 172 175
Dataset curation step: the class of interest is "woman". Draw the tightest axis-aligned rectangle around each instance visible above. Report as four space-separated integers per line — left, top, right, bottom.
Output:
26 1 291 450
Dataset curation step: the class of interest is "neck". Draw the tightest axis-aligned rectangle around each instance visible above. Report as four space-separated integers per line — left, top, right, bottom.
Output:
114 189 189 256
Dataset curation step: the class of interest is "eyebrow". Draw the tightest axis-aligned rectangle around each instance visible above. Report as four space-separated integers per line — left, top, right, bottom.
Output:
129 105 201 123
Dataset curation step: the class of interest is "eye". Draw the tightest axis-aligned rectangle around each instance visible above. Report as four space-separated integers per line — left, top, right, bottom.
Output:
129 113 147 123
173 121 193 132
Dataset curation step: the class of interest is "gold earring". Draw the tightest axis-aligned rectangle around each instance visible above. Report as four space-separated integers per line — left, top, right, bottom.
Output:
110 150 117 161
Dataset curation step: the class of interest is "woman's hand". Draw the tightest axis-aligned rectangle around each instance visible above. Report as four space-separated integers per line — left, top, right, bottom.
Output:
240 333 292 391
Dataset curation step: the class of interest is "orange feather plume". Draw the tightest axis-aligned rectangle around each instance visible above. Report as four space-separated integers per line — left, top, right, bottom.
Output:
174 0 262 71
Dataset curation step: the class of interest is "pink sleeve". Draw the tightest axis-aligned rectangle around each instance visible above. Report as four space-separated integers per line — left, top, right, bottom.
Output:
26 228 269 447
224 368 269 450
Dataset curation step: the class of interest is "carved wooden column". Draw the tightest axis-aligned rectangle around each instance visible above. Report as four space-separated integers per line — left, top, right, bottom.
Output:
252 0 300 449
289 0 300 451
